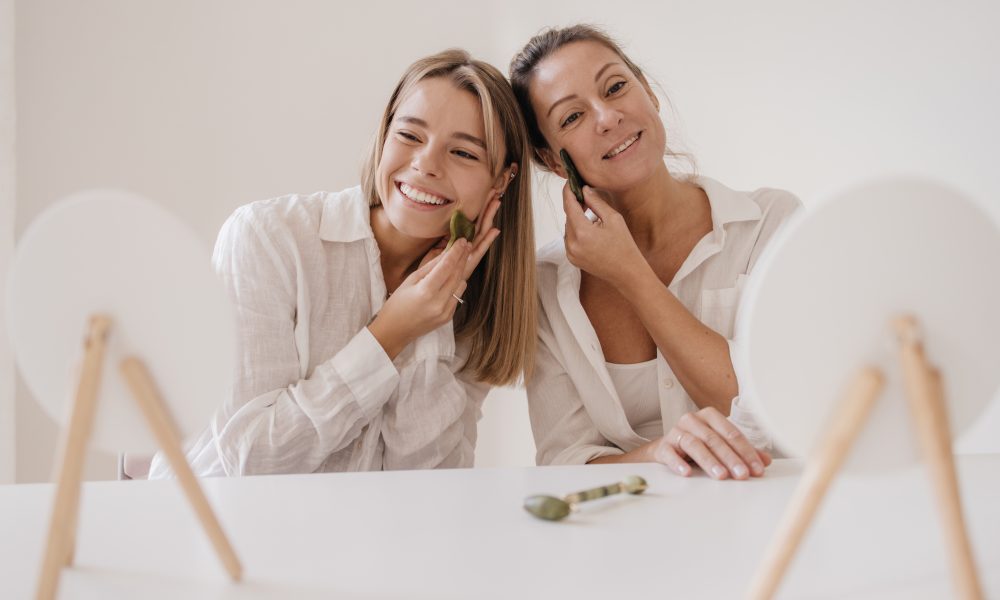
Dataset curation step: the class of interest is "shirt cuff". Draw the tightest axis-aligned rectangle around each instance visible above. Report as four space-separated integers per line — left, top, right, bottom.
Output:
330 326 399 418
412 319 456 363
728 395 772 451
551 444 624 466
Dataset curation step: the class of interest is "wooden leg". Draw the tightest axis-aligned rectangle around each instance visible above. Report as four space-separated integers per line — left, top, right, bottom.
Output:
36 315 112 600
747 367 884 600
895 316 983 600
120 357 243 581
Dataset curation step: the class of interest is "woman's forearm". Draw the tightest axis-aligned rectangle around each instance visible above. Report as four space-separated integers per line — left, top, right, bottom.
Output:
618 263 738 413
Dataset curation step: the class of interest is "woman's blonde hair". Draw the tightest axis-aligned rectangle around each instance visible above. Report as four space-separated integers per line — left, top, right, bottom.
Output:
361 49 536 385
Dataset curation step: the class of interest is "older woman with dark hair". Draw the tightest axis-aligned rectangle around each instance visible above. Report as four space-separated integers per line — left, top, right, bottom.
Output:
511 26 800 479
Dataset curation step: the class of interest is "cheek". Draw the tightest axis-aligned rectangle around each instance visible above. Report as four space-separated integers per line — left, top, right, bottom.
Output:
458 177 495 219
375 146 404 198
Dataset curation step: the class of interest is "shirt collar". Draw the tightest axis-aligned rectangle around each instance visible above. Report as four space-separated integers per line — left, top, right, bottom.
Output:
696 176 762 233
319 185 374 243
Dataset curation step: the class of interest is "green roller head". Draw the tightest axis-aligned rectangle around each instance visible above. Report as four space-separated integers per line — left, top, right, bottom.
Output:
559 149 587 205
445 209 476 251
523 495 572 521
621 475 648 495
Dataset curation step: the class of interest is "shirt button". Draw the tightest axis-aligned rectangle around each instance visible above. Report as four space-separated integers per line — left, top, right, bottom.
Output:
662 378 674 389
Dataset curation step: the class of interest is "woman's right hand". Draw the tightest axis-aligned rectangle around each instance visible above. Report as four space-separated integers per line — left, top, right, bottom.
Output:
591 407 772 480
562 184 649 290
368 239 471 359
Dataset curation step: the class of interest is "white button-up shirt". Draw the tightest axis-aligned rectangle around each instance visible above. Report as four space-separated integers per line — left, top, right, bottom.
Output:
526 177 801 465
149 186 488 478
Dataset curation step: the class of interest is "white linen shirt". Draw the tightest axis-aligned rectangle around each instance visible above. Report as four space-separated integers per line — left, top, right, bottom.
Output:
527 177 801 466
148 186 489 478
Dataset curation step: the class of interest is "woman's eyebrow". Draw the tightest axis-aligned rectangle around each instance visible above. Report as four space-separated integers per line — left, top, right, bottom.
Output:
397 115 485 148
397 115 427 127
453 132 486 149
593 61 620 83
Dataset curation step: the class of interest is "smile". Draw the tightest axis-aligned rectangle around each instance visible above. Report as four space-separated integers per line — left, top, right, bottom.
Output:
603 132 641 159
397 182 453 206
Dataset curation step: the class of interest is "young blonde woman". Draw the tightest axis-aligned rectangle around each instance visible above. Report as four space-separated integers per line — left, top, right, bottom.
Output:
510 26 800 479
150 49 535 477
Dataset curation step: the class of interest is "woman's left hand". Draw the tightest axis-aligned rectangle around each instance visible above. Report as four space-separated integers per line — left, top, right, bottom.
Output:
420 192 503 279
562 183 647 288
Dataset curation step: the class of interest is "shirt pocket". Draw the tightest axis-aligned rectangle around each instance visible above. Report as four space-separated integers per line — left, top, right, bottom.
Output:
699 274 748 338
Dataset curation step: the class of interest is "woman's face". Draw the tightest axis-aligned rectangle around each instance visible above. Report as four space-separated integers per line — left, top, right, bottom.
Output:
376 77 508 239
529 41 666 194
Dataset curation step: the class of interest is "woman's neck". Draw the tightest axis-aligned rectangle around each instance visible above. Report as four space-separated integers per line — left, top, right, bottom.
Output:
606 164 707 253
369 206 439 292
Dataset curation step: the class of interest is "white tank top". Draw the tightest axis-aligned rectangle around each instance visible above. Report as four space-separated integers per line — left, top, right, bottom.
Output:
605 358 662 440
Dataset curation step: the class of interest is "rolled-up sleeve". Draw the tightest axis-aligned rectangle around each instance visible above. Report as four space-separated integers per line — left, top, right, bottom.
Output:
206 208 399 476
380 325 489 470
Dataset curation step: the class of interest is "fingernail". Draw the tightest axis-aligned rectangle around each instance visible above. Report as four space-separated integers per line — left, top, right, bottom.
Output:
711 466 726 479
732 464 748 478
752 461 764 475
676 463 689 475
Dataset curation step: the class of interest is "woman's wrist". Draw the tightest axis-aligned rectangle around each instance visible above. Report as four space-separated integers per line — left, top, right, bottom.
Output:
367 317 409 360
613 259 659 300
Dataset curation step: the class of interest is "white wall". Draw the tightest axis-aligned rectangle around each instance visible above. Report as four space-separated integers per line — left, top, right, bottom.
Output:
9 0 999 481
0 0 15 484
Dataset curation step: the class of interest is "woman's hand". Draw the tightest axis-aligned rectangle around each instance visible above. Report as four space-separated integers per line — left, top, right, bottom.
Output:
368 239 471 359
591 407 772 480
562 184 647 288
656 407 771 479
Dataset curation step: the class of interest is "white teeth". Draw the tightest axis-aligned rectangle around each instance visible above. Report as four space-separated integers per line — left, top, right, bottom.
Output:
399 183 449 206
605 134 639 158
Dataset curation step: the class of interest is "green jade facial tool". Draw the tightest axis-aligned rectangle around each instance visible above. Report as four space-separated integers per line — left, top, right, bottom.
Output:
445 210 476 251
559 149 599 223
524 475 648 521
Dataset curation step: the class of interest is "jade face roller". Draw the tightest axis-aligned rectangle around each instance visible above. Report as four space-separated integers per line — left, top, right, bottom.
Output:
523 475 648 521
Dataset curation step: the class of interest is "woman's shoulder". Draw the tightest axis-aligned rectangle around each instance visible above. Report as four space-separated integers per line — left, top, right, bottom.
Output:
698 176 802 229
746 185 803 222
230 187 362 228
214 187 366 267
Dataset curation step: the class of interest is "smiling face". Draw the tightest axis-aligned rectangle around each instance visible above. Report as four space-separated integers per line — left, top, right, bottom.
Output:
375 77 507 240
528 41 666 194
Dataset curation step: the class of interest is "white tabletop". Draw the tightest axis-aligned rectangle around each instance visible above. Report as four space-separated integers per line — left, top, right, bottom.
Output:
1 457 998 599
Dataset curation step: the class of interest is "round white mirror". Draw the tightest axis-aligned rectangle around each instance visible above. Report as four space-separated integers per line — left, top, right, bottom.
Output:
6 190 235 453
737 178 1000 473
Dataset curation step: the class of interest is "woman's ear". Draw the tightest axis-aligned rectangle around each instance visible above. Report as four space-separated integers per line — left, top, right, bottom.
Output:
495 163 520 198
539 148 567 179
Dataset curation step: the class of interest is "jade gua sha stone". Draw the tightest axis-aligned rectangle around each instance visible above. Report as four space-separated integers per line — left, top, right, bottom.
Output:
524 476 648 521
445 209 476 250
560 148 587 204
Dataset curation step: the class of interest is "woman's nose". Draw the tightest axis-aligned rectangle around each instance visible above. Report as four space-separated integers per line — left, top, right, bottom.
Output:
410 145 443 177
594 102 624 134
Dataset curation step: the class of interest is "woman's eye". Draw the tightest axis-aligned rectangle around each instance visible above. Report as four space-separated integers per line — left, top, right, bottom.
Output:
607 81 626 96
453 149 478 161
560 112 581 128
397 131 419 142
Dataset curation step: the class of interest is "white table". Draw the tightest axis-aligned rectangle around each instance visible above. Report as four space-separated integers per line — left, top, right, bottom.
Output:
2 457 998 599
